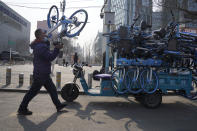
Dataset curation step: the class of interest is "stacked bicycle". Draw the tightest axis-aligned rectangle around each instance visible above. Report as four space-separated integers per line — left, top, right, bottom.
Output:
105 11 197 103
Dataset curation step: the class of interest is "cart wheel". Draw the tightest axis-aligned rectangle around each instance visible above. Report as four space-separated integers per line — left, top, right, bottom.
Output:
61 83 79 102
143 91 162 108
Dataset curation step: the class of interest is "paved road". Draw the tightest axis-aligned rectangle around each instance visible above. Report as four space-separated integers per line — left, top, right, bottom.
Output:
0 92 197 131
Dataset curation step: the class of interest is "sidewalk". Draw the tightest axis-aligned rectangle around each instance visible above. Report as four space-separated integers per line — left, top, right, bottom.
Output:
0 64 101 93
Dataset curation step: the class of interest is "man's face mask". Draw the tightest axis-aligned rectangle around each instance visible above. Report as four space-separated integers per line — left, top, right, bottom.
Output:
41 29 47 41
43 37 48 42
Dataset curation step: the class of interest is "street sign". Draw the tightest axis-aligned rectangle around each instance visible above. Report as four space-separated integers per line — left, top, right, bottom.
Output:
8 40 15 45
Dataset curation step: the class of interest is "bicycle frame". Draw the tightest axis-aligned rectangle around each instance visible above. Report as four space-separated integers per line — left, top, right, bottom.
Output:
47 18 73 37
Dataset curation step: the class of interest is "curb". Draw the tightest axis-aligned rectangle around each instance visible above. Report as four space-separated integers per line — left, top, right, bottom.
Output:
0 88 85 95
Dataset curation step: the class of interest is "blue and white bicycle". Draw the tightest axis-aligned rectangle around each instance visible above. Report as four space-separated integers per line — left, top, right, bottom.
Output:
46 0 88 38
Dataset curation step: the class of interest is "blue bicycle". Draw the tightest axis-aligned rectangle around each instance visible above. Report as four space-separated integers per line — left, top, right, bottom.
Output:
46 0 88 38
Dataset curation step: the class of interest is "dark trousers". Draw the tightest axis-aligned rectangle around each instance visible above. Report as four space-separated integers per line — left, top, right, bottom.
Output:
19 76 61 110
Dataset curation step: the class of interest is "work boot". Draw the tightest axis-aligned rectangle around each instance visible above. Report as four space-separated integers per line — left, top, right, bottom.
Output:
17 108 33 115
56 103 67 112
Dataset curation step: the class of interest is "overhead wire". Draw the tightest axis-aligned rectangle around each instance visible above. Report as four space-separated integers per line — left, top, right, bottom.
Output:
4 0 102 10
5 3 102 10
6 4 49 9
5 0 97 4
5 2 57 5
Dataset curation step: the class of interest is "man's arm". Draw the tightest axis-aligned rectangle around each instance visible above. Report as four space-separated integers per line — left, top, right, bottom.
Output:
39 45 59 61
36 44 63 61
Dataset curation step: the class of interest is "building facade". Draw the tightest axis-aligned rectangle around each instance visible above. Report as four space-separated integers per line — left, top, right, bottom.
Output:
111 0 129 28
179 0 197 33
110 0 152 28
0 1 30 56
152 12 162 30
102 0 152 53
93 32 103 64
37 20 48 30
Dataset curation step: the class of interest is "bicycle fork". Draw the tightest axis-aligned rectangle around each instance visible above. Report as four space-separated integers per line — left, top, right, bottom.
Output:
146 67 153 82
133 67 140 82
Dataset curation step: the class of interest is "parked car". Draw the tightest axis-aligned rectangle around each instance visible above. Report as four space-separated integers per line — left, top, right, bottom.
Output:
0 51 25 61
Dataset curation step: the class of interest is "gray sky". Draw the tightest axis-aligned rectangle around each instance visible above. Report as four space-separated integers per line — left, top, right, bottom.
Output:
1 0 104 47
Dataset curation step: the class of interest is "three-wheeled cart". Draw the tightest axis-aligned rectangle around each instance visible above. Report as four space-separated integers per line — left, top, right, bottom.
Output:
60 61 197 108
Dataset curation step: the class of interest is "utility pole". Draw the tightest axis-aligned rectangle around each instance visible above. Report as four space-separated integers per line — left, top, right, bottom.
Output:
89 45 90 64
105 0 111 73
83 45 84 62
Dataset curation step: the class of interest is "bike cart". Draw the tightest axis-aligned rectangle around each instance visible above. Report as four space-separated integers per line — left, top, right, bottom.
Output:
60 11 197 108
60 58 196 108
46 2 197 108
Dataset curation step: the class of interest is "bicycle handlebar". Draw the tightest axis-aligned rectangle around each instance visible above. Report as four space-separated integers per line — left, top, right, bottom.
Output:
131 15 140 29
102 32 118 37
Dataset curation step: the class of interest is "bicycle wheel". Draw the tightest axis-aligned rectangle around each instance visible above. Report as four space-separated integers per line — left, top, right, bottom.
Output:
111 68 128 94
47 5 59 28
140 69 158 94
124 68 143 94
65 9 88 37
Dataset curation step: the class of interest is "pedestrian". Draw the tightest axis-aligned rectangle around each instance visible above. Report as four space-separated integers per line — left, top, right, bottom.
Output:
73 52 78 65
17 28 67 115
63 58 66 66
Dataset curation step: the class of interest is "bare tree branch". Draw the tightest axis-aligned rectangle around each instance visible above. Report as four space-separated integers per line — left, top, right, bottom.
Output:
154 0 197 19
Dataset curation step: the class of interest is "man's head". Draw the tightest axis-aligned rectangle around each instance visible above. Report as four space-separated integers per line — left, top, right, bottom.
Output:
34 28 47 40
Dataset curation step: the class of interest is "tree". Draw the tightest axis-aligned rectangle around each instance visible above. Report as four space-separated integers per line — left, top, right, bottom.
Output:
61 38 75 62
154 0 197 27
155 0 197 23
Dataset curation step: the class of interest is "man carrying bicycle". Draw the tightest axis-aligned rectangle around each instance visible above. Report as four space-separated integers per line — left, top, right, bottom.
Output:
18 28 67 115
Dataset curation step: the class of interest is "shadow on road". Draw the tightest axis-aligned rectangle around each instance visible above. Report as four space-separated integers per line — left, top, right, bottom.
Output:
67 100 197 131
67 102 105 124
17 111 67 131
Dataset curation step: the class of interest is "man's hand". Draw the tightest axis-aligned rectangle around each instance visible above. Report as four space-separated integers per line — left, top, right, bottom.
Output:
55 44 63 49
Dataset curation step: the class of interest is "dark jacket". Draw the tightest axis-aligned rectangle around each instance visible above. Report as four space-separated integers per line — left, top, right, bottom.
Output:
30 40 59 79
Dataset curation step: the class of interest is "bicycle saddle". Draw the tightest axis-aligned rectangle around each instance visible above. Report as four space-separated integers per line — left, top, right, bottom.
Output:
140 20 152 31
